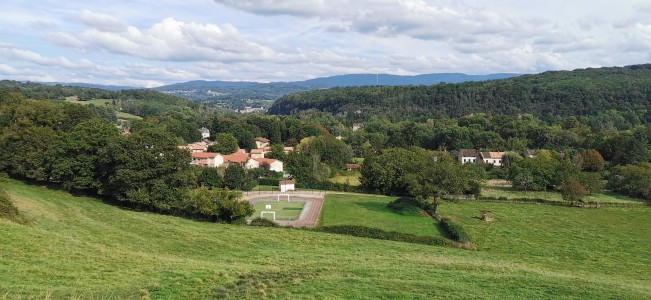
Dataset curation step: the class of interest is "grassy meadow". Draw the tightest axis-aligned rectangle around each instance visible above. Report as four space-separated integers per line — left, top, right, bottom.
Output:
1 180 650 299
64 97 143 120
328 172 361 186
320 194 440 237
483 179 644 203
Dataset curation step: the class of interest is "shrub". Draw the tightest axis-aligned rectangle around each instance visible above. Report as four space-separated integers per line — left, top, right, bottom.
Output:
439 217 471 243
498 196 508 201
317 225 454 247
249 217 280 227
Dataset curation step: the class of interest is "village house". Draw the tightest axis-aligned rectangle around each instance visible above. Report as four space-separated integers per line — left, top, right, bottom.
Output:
255 137 270 149
523 149 538 158
246 158 284 173
190 152 223 167
250 148 265 159
481 151 505 167
459 149 480 164
283 147 294 154
222 149 249 167
179 142 208 153
346 163 361 171
352 123 363 132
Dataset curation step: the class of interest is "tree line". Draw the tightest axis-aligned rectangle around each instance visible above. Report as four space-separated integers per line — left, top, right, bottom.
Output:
0 92 252 223
269 64 651 123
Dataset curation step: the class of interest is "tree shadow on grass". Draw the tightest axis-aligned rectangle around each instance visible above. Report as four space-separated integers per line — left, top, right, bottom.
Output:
353 201 391 213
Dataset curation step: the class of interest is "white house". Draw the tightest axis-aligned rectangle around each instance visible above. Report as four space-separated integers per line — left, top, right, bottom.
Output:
200 127 210 140
459 149 480 164
246 158 284 173
279 180 295 192
481 151 505 167
255 137 270 149
191 152 223 167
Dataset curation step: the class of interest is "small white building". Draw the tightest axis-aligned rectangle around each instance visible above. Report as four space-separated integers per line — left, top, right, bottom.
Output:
459 149 480 164
200 127 210 140
279 180 295 192
481 151 505 167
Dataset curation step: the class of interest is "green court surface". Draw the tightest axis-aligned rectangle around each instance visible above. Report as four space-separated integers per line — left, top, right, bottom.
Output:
252 200 305 221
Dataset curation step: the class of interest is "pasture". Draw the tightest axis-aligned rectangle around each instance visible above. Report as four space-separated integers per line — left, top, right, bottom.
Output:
1 180 649 299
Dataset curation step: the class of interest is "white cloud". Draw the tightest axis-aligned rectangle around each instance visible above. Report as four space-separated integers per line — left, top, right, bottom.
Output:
77 9 127 32
53 16 279 62
0 63 19 75
0 45 94 69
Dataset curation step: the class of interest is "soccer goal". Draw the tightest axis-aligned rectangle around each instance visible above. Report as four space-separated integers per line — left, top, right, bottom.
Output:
261 211 276 221
277 194 290 202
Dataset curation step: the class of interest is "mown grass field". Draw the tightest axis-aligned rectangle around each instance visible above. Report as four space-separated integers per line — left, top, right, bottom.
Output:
483 179 644 203
328 172 361 186
1 180 650 299
64 97 143 120
251 201 304 220
320 194 445 237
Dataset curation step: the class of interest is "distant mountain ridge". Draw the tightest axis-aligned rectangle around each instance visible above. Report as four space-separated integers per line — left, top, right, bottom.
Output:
38 73 522 109
296 73 521 87
148 73 522 108
153 72 522 90
42 82 138 91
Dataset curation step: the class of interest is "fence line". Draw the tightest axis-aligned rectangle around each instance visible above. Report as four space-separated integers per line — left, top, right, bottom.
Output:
242 189 326 197
450 198 648 208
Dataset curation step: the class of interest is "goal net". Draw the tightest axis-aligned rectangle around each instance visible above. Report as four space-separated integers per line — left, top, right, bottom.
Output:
260 211 276 221
277 194 290 202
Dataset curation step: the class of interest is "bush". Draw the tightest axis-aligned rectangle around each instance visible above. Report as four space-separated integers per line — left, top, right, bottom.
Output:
439 217 472 243
498 196 508 201
249 217 280 227
317 225 453 247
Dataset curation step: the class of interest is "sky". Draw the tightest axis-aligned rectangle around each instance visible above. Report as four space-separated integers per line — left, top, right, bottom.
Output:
1 0 650 87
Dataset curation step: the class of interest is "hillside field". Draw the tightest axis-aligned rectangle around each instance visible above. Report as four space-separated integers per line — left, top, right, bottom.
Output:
1 180 650 299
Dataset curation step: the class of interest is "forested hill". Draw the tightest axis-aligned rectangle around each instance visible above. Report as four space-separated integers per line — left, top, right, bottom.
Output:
0 80 199 118
268 65 651 121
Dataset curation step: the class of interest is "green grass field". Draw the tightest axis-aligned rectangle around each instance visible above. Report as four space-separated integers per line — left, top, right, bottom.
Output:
64 97 143 120
251 201 304 220
328 172 361 186
320 194 440 237
1 180 650 299
483 179 644 203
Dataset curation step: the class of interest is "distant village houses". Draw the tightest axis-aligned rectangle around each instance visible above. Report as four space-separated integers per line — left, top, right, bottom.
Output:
181 140 292 173
459 149 549 167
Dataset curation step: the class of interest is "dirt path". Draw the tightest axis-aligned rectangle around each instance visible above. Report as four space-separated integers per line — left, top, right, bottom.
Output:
245 194 325 228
